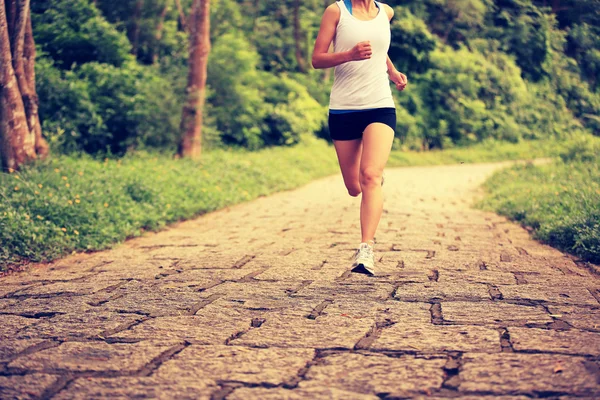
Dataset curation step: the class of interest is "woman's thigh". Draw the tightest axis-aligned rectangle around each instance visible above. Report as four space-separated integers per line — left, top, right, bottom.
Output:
360 123 395 173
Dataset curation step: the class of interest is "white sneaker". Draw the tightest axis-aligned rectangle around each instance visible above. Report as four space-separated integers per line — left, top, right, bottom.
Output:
351 243 375 275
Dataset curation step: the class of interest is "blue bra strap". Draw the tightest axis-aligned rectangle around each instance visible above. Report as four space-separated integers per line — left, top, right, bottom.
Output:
343 0 379 15
344 0 352 15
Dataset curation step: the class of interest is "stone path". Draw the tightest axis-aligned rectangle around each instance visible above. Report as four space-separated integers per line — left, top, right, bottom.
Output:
1 161 600 399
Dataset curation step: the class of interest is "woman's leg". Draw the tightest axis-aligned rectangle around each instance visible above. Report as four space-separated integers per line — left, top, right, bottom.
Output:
359 123 395 244
333 138 363 197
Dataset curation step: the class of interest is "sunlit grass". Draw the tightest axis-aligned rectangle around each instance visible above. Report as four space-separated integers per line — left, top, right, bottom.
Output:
477 136 600 263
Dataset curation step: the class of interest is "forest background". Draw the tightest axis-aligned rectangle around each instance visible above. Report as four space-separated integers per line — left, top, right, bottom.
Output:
1 0 599 268
25 0 600 153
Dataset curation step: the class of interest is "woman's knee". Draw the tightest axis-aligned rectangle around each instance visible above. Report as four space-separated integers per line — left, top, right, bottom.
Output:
360 167 383 188
347 186 362 197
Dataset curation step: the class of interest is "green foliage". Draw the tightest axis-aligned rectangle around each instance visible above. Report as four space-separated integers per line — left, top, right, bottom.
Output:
32 0 132 68
29 0 600 155
389 8 438 74
479 135 600 263
559 135 600 163
415 47 532 148
486 0 551 81
36 58 181 154
568 23 600 90
207 32 325 149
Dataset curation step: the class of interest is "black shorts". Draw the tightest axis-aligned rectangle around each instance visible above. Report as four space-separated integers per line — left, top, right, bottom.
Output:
328 108 396 141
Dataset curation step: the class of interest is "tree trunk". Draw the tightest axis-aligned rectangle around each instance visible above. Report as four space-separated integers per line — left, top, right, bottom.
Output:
174 0 188 33
153 0 171 63
131 0 144 56
0 0 38 171
178 0 210 159
293 0 307 72
24 11 48 156
12 0 46 158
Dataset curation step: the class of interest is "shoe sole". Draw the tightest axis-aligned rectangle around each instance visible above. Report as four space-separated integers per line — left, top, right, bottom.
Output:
351 264 375 276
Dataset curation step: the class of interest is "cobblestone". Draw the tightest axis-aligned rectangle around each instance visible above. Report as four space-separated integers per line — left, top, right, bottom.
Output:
1 162 599 398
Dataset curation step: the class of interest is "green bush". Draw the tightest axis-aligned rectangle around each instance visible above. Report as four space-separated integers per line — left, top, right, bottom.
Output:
32 0 132 68
208 32 325 149
416 47 531 148
559 135 600 163
36 58 181 154
389 7 438 74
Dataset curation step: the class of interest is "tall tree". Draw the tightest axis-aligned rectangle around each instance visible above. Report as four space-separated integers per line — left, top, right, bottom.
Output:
293 0 307 72
0 0 48 171
152 0 171 63
179 0 210 158
130 0 144 56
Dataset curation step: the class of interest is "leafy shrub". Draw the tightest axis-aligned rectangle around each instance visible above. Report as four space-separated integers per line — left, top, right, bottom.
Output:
389 7 438 74
559 135 600 163
36 58 181 154
32 0 132 68
416 47 531 148
208 32 326 149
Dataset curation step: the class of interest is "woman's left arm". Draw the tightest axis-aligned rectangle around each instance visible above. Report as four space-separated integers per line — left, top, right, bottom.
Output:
383 4 407 91
387 57 407 91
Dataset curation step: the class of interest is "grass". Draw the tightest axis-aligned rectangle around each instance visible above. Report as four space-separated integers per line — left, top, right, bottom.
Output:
477 136 600 264
0 135 585 270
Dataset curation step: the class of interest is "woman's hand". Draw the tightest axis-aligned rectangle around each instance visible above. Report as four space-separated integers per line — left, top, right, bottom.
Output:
350 41 372 61
388 70 408 91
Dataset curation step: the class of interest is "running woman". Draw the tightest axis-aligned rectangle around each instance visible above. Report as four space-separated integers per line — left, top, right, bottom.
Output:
312 0 407 275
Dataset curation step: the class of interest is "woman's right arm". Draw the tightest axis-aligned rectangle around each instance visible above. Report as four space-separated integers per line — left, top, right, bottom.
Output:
311 4 372 69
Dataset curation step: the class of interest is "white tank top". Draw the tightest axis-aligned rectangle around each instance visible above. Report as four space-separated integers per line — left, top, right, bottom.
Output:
329 0 395 110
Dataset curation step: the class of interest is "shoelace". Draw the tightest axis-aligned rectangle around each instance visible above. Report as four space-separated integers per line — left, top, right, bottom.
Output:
353 245 373 262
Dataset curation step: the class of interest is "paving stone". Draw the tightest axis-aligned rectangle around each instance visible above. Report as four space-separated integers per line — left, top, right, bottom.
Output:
359 300 432 324
101 280 209 316
159 268 250 283
0 374 60 400
254 265 344 281
154 345 314 385
442 301 553 327
228 386 379 400
202 297 317 315
0 283 40 297
394 281 491 302
509 327 600 356
16 312 143 340
8 341 180 373
0 298 17 310
439 269 517 285
513 272 593 287
499 284 599 306
372 324 501 353
293 281 394 301
11 276 126 296
0 315 40 338
1 295 102 315
109 306 262 343
459 353 600 395
54 377 217 400
0 339 45 362
200 280 309 300
303 353 446 396
232 306 374 349
547 305 600 331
